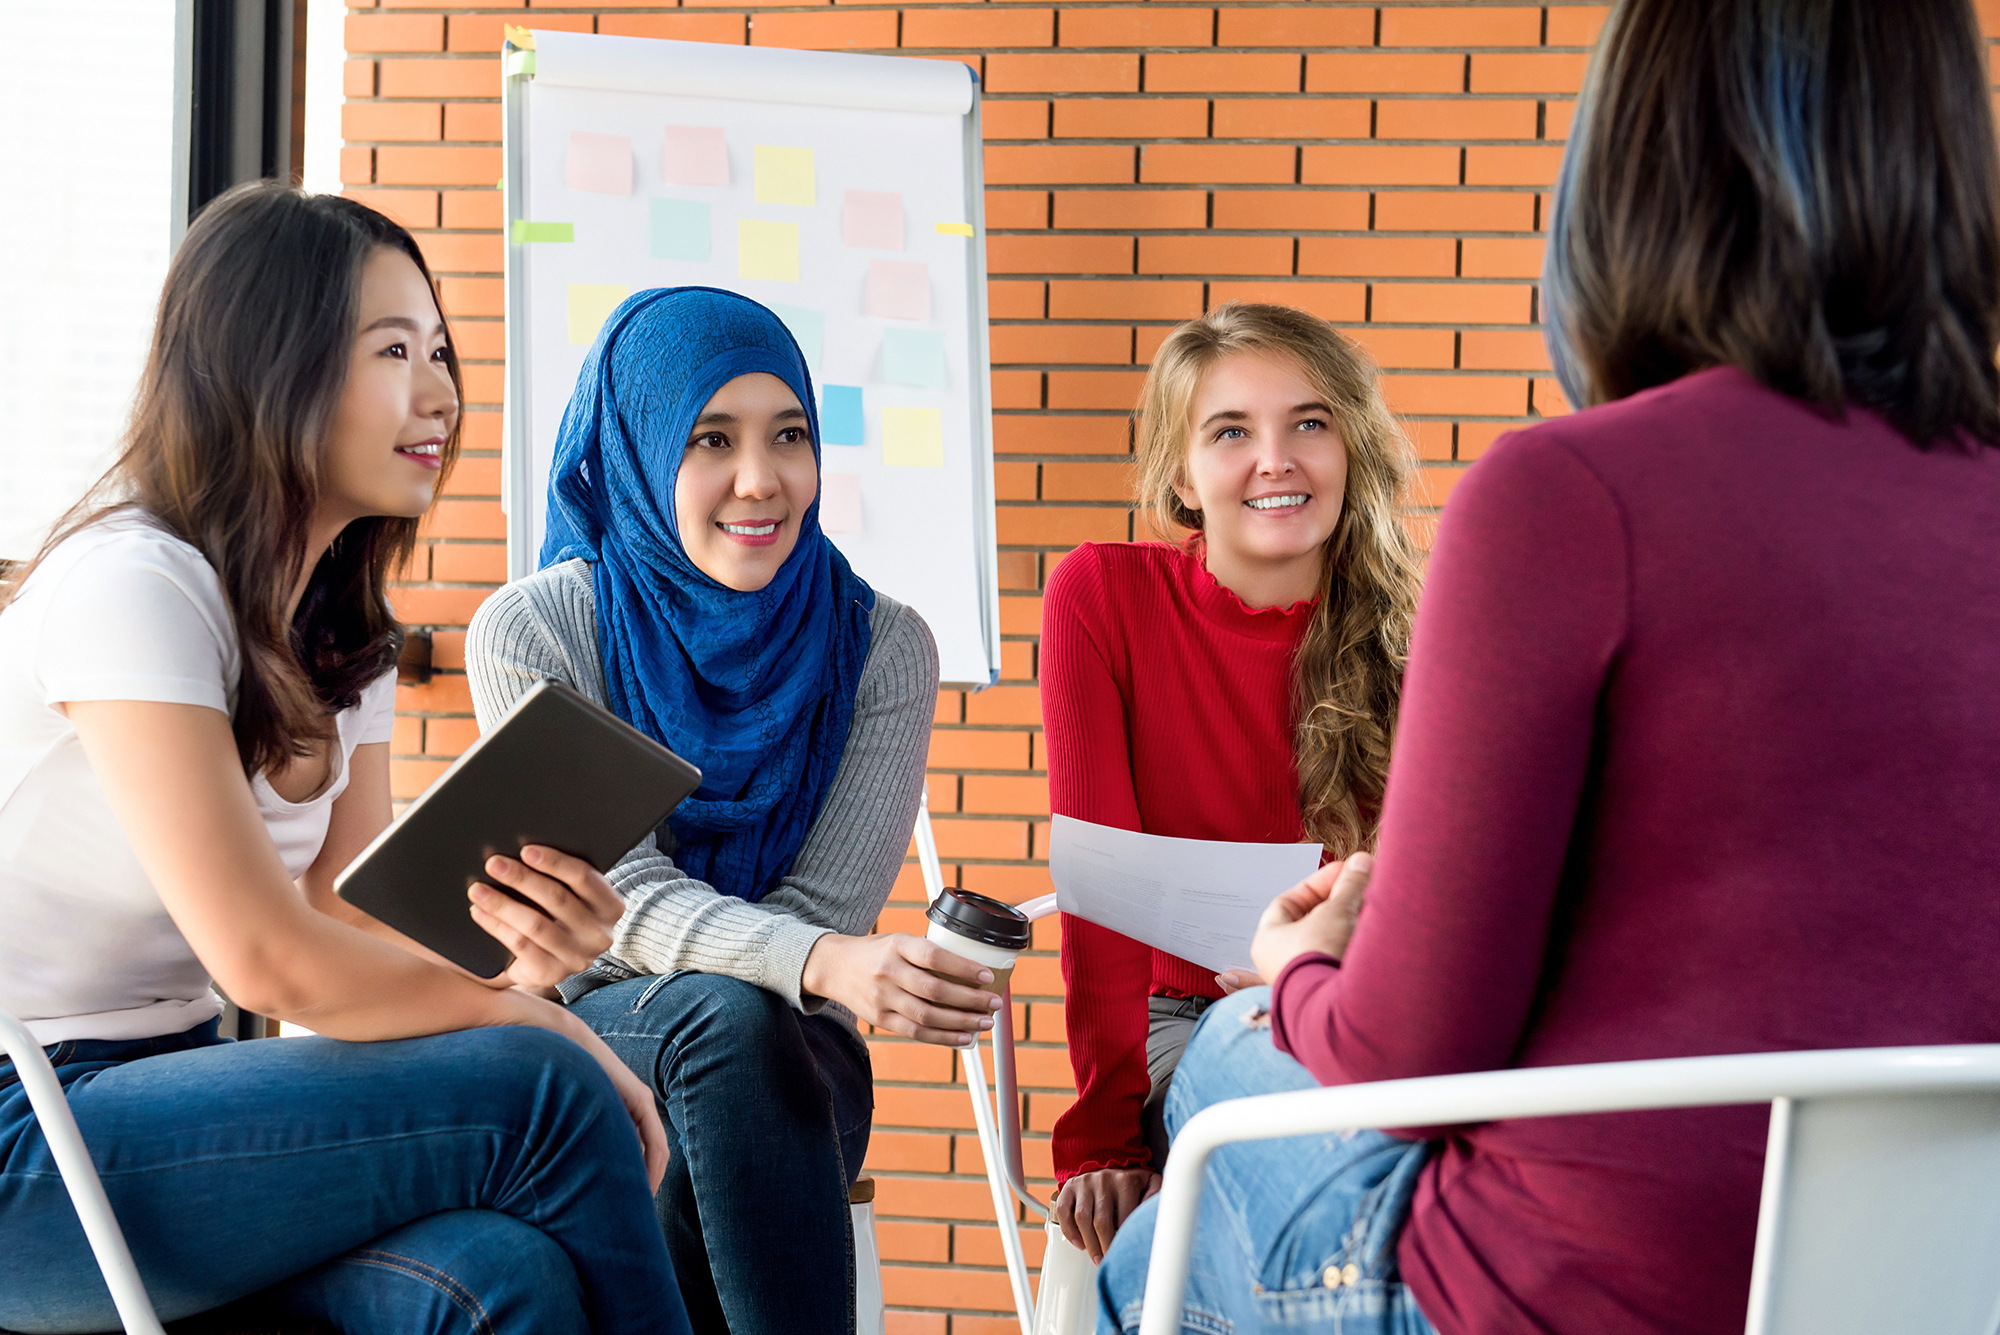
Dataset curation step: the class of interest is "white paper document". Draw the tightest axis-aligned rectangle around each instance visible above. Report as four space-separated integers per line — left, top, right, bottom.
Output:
1047 814 1324 975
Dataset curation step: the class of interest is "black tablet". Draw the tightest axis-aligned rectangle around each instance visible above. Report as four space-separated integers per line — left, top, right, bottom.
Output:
335 679 703 978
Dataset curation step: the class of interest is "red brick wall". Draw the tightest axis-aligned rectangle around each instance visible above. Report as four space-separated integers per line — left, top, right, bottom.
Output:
343 3 1604 1327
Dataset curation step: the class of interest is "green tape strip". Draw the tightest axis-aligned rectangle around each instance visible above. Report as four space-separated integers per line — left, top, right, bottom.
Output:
512 221 574 244
504 48 536 78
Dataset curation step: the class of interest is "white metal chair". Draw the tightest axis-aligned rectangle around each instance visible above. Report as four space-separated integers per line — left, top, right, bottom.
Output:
0 1006 169 1335
912 793 1098 1335
1136 1044 2000 1335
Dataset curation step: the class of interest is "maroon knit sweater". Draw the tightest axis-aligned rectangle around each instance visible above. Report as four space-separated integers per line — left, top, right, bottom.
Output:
1273 367 2000 1335
1041 538 1314 1181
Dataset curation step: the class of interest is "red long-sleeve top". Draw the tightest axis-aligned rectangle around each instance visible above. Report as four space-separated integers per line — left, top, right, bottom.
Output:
1272 367 2000 1335
1040 539 1314 1182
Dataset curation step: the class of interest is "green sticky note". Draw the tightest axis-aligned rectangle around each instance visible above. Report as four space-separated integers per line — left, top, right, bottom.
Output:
738 219 800 282
883 329 947 389
511 220 573 243
882 406 944 468
649 199 710 262
754 144 815 207
567 284 631 346
767 303 824 372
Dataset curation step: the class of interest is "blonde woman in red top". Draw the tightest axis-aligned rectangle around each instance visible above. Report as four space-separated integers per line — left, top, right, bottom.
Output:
1039 303 1423 1260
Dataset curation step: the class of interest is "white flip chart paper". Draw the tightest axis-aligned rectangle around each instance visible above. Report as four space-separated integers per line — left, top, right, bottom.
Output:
1047 814 1323 975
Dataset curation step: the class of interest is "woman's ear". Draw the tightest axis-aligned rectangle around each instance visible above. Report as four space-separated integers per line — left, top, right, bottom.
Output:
1170 468 1202 517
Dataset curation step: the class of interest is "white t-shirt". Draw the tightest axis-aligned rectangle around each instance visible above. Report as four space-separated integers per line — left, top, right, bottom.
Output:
0 514 396 1042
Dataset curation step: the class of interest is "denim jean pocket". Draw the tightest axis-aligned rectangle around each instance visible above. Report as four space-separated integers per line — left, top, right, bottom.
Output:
1257 1132 1433 1303
1258 1152 1436 1335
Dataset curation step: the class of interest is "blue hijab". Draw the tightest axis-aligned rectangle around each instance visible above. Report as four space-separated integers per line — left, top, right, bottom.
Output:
540 287 875 903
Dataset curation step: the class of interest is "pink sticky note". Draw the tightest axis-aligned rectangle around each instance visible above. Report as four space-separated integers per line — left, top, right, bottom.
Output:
662 126 730 187
865 259 930 322
567 131 632 195
842 190 904 251
820 473 863 535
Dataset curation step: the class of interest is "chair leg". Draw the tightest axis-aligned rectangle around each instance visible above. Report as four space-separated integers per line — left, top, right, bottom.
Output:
851 1195 884 1335
1031 1222 1099 1335
0 1009 168 1335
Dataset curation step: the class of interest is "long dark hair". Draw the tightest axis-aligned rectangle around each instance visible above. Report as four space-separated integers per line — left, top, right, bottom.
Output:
1543 0 2000 448
1 184 461 775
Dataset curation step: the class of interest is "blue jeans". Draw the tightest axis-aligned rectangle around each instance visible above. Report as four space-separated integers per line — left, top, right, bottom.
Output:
1097 990 1439 1335
568 972 874 1335
0 1020 688 1335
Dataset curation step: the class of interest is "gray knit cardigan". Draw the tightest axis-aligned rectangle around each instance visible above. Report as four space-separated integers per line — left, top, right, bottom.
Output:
464 558 939 1031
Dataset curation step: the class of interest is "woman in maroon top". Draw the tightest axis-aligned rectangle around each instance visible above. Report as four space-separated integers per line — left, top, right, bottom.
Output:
1040 303 1424 1260
1094 2 2000 1334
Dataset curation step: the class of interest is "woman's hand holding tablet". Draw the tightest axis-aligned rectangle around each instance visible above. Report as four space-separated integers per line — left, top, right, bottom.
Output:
467 845 627 995
334 681 703 980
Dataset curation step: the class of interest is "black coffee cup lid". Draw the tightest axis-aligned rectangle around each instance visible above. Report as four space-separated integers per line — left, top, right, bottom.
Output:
926 887 1031 951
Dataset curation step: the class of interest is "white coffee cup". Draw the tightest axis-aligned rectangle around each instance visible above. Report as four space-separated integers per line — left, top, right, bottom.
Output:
923 886 1032 998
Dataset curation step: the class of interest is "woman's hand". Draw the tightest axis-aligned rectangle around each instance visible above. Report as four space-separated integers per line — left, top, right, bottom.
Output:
1054 1168 1161 1262
1249 852 1374 983
1214 968 1266 995
800 933 1000 1046
468 845 625 991
584 1034 672 1192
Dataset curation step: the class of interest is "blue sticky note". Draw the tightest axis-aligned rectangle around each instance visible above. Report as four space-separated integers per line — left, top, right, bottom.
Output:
767 303 825 374
821 385 865 446
882 328 947 390
649 198 710 262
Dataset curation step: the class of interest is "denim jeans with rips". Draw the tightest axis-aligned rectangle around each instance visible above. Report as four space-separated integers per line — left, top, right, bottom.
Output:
0 1020 688 1335
1095 988 1440 1335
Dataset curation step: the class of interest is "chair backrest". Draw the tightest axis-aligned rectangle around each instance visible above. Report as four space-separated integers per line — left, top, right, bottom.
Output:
1749 1090 2000 1335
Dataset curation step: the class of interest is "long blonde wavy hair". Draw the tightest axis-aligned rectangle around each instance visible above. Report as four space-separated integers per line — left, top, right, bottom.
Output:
1134 303 1424 855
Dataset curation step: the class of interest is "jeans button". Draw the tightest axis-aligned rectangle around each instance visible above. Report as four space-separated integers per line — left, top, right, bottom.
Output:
1322 1266 1343 1289
1342 1263 1361 1286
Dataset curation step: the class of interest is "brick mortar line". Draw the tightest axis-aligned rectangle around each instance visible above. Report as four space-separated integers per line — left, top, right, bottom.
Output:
345 50 1597 58
360 137 1567 142
364 2 1606 7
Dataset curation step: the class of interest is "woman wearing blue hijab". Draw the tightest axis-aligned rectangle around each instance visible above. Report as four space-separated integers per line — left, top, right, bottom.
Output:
466 288 996 1335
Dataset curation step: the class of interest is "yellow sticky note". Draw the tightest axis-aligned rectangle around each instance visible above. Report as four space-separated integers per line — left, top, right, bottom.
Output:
738 219 800 282
882 407 944 468
754 145 815 207
567 284 630 346
936 222 974 237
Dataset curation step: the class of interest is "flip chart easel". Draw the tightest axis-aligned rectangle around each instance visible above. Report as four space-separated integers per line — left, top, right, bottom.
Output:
499 29 1002 688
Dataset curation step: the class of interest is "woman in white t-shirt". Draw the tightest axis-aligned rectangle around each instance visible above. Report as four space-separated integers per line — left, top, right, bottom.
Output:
0 184 688 1335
